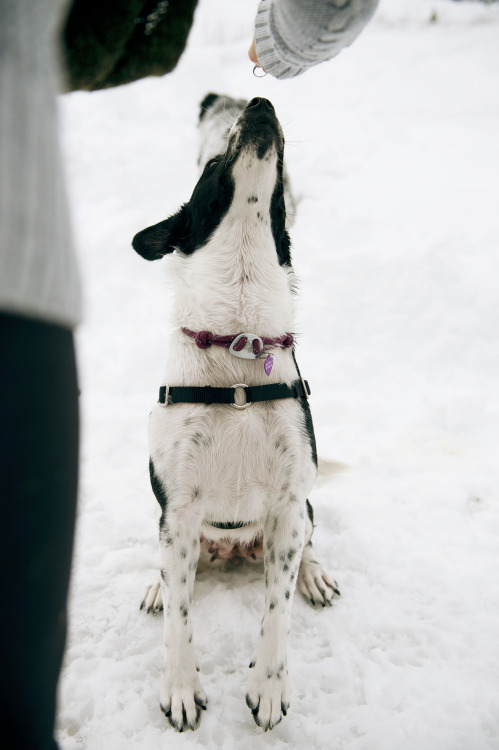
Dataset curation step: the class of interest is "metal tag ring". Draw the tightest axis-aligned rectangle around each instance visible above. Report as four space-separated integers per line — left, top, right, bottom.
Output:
231 384 251 410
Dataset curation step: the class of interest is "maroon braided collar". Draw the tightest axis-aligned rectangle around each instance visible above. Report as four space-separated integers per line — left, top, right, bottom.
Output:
181 327 293 358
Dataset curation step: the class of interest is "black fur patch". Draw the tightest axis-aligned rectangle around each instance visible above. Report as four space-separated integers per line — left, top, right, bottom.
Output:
306 499 314 526
208 520 251 530
292 350 318 466
149 458 168 511
271 180 292 267
299 398 317 466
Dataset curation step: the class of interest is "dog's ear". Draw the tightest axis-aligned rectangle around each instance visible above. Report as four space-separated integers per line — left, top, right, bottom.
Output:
199 92 219 122
132 207 189 261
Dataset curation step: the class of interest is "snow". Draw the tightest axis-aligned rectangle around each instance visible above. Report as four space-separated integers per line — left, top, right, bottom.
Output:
57 1 499 748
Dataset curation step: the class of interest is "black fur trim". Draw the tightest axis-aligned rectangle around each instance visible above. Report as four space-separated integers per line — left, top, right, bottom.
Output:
149 458 168 511
306 499 314 526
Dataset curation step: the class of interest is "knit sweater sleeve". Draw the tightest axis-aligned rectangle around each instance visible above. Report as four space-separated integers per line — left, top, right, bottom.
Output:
0 0 81 329
254 0 379 80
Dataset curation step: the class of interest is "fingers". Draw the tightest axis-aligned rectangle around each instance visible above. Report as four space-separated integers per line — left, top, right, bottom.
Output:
249 37 267 73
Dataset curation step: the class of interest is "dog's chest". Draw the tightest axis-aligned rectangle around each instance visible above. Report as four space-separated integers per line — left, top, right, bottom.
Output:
172 239 294 337
149 400 314 523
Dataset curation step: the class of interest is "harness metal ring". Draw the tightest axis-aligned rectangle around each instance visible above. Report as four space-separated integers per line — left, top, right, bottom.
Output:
231 384 251 410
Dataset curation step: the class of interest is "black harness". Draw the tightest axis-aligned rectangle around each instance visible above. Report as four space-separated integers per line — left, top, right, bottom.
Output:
158 378 310 408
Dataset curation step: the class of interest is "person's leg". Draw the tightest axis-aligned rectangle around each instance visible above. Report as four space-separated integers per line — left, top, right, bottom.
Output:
0 312 79 750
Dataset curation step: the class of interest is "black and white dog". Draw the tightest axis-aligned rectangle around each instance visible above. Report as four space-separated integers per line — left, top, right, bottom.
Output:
133 97 339 733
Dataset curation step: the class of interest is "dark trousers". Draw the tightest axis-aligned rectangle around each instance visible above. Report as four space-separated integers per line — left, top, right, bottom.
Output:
0 313 79 750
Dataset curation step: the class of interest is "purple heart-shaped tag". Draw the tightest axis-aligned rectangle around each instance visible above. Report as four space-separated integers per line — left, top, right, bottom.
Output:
264 354 273 376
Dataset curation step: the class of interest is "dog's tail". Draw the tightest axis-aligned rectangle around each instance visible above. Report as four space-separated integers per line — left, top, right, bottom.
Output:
316 457 349 484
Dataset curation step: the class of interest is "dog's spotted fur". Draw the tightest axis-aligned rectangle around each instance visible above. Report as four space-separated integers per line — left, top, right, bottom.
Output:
133 97 339 733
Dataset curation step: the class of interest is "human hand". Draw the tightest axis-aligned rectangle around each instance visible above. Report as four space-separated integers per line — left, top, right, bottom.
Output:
248 37 266 73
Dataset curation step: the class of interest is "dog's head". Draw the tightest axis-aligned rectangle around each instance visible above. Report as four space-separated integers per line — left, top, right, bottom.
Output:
132 97 291 267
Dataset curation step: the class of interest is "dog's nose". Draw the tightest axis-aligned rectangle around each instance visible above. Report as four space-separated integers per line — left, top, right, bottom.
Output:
247 97 275 111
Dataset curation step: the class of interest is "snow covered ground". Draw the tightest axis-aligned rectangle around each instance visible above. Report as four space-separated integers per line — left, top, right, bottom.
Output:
57 1 499 748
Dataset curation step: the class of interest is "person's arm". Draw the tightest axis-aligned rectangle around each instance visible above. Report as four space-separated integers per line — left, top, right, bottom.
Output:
252 0 379 80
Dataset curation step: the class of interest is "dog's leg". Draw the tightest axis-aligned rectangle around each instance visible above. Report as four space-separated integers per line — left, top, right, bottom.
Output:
246 496 306 731
298 499 341 607
158 500 207 732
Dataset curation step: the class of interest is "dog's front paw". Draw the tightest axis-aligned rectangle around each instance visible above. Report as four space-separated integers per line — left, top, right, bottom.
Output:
160 673 208 732
246 664 289 731
298 555 340 608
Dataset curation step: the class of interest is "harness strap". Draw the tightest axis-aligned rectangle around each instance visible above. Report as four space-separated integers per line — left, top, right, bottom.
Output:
158 378 310 406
